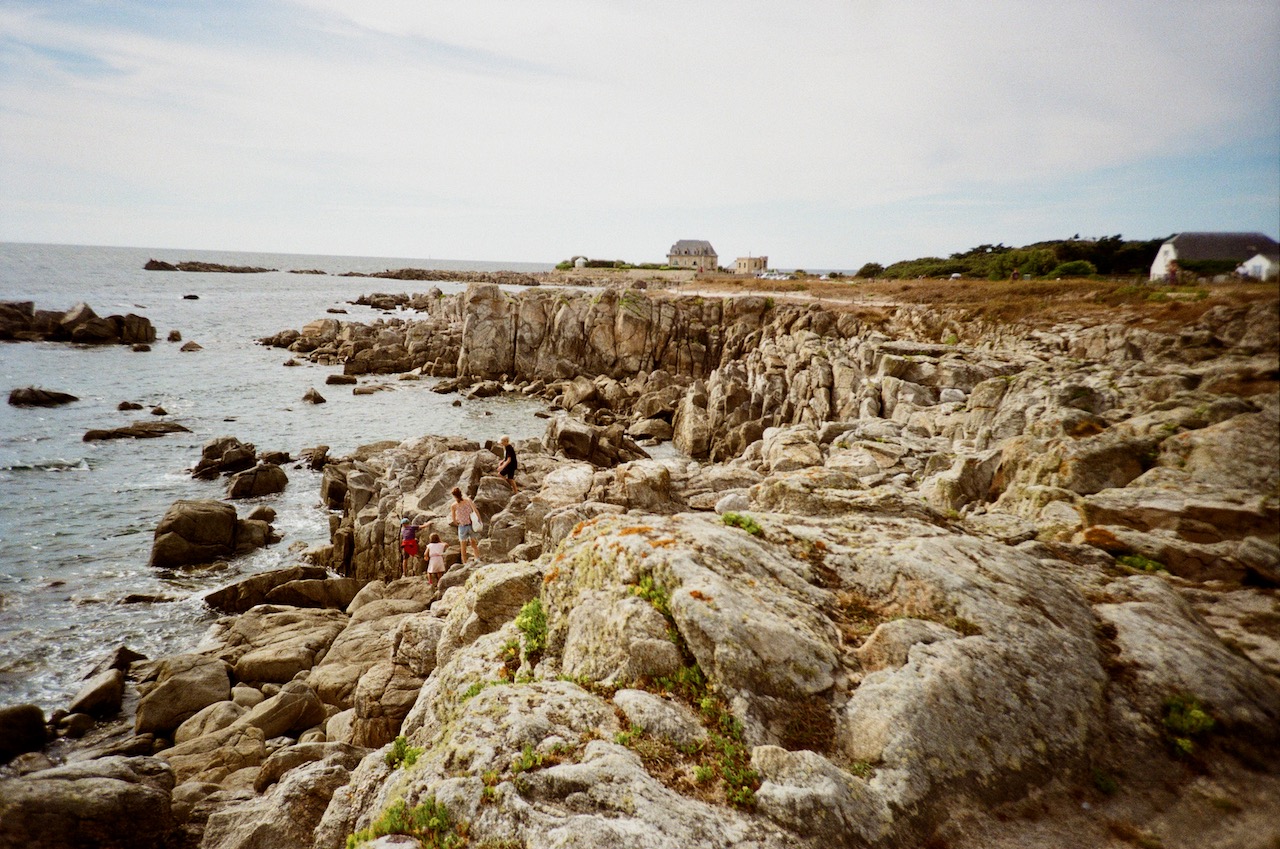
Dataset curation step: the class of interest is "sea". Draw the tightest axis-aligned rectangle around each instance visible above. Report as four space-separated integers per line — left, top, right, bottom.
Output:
0 242 555 713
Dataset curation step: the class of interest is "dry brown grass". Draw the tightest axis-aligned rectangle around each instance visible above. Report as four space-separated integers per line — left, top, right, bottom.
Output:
678 275 1279 331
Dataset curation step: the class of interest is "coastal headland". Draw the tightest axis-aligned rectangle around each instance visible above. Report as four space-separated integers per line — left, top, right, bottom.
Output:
1 279 1277 849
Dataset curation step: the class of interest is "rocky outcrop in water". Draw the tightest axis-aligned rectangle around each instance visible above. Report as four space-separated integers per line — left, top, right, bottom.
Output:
83 421 192 441
0 301 156 345
8 387 78 407
145 260 276 273
149 499 279 568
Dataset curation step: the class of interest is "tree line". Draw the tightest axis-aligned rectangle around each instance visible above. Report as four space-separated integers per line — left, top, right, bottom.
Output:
857 235 1167 280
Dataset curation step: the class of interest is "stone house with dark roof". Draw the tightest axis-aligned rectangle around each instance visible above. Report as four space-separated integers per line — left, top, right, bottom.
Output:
1150 232 1280 280
667 240 718 271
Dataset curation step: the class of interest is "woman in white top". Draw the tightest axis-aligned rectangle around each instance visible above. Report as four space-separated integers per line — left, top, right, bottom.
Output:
449 486 481 564
425 533 448 586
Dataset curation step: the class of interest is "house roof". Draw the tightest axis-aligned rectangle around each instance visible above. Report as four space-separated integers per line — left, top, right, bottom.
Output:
1167 232 1279 262
668 240 717 256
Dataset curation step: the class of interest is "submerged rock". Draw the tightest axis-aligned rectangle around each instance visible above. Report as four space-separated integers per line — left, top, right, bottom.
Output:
8 387 78 407
83 421 191 441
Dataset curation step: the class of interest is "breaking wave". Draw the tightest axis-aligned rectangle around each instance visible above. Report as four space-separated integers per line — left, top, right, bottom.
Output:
0 457 90 472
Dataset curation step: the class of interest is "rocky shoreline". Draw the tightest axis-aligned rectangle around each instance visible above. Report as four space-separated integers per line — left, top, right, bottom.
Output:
2 283 1277 849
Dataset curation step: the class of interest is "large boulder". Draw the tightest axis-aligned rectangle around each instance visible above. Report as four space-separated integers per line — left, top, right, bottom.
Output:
134 654 232 735
436 561 543 668
265 577 362 610
149 499 238 568
200 752 363 849
0 300 34 338
212 605 349 684
761 425 824 474
203 566 330 614
0 704 47 762
193 436 257 479
232 679 327 740
544 416 650 468
117 313 156 344
226 464 288 499
348 659 425 747
68 668 125 717
1095 576 1280 744
174 701 247 745
1158 401 1280 493
307 601 425 709
160 724 266 785
0 756 175 849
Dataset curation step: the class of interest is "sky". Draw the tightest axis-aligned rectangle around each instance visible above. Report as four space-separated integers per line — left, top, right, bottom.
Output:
0 1 1277 269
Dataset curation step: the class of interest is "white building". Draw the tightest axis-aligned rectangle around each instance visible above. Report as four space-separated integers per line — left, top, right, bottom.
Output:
1238 252 1280 281
1149 232 1279 280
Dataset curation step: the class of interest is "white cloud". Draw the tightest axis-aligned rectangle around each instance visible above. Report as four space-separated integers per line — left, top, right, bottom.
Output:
0 0 1276 265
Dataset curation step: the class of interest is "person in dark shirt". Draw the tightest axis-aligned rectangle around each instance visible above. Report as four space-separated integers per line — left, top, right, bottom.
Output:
497 435 519 493
399 518 421 578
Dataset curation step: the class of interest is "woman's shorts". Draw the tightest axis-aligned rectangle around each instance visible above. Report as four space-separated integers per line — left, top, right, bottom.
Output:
458 523 474 541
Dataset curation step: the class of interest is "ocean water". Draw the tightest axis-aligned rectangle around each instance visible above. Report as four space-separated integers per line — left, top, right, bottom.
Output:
0 242 553 712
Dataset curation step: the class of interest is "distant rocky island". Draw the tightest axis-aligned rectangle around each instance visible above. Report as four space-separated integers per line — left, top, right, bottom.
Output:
141 261 681 289
145 259 276 273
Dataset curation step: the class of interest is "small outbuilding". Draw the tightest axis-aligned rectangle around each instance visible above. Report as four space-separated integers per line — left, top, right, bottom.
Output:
667 240 718 271
1238 252 1279 281
735 256 768 275
1150 232 1279 281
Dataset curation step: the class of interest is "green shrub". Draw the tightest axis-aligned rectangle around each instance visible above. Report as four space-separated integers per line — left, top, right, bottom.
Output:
655 663 706 701
721 512 763 537
346 798 463 849
515 598 547 660
1047 259 1097 278
511 743 545 773
1163 693 1215 756
461 680 495 700
1091 768 1119 795
631 575 672 618
1117 554 1167 573
856 262 884 278
384 735 422 769
614 724 644 747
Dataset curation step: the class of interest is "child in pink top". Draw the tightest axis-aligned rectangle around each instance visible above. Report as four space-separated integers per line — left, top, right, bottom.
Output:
425 533 448 586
